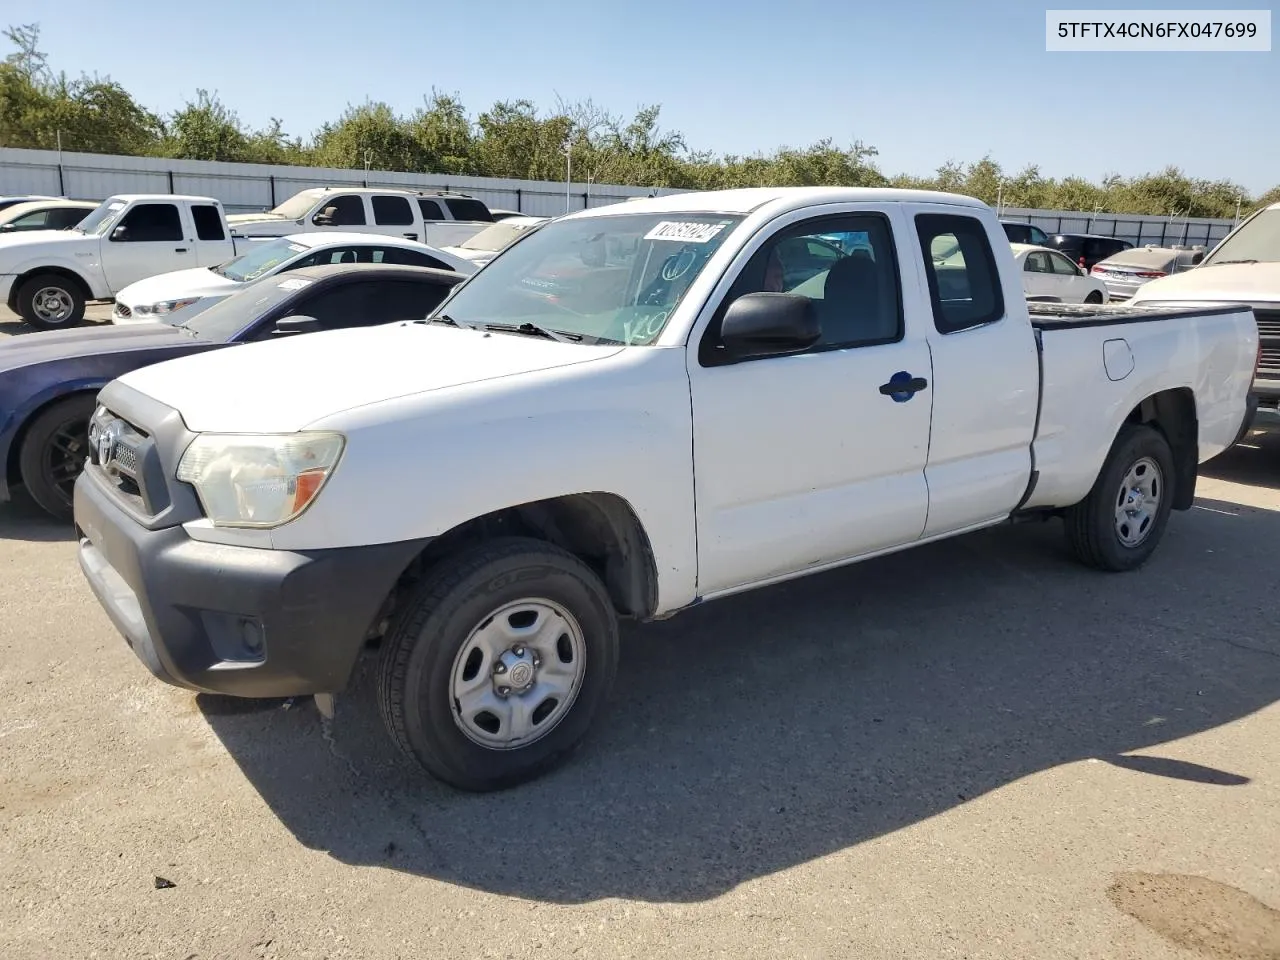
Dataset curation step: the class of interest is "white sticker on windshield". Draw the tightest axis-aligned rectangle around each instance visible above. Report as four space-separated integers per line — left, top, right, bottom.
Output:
643 221 728 244
276 278 314 290
107 201 125 211
287 243 306 253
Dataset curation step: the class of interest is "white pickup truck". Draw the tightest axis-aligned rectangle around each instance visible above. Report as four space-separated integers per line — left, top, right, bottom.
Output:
1129 200 1279 428
73 187 1257 792
2 189 498 330
227 187 496 248
0 194 247 330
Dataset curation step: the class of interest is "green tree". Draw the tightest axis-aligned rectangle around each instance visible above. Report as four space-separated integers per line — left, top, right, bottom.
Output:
312 101 427 172
165 89 249 161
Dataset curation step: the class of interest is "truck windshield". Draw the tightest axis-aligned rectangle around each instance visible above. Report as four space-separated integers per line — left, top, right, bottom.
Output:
1202 207 1280 265
267 189 326 220
434 212 745 344
76 200 128 235
211 238 310 282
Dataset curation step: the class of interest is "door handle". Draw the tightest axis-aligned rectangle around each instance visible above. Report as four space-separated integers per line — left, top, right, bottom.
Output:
403 233 418 240
175 247 188 252
878 372 929 402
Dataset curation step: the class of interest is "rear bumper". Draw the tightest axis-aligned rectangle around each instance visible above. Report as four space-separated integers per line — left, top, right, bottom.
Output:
0 274 15 311
74 468 428 697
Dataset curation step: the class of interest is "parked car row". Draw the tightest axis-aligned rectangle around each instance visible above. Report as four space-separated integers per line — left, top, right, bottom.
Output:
0 185 1257 793
0 188 545 330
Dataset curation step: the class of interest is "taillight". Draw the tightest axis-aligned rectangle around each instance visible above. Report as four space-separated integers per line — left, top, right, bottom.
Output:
1090 265 1105 275
1134 271 1167 279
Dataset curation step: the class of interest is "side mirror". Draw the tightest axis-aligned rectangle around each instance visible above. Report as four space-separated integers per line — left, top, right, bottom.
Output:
719 293 820 361
313 214 333 226
110 225 129 241
273 315 321 335
0 223 14 232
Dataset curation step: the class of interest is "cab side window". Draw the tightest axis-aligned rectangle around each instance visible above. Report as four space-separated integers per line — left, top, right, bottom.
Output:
115 203 183 242
1048 252 1080 276
1024 252 1051 273
915 213 1004 333
316 195 366 226
700 214 902 366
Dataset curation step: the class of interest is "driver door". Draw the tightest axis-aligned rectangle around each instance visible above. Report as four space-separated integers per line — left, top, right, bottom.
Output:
687 209 933 596
101 202 194 290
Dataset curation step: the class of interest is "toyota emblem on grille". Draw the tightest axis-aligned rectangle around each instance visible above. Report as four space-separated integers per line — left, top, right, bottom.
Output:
95 419 122 466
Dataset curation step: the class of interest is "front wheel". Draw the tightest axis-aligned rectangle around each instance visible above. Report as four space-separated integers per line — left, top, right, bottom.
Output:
18 394 97 521
1063 424 1175 571
15 274 86 330
377 537 620 791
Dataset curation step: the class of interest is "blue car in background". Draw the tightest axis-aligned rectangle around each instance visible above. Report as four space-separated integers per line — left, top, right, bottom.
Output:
0 263 463 520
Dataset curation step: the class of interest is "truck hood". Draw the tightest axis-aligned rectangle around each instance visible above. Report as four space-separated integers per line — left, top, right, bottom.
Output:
1130 262 1280 304
226 212 287 223
0 229 93 264
115 267 240 307
0 321 200 374
116 322 626 433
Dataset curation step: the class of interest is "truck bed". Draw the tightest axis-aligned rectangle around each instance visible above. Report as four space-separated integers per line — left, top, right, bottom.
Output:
1027 301 1250 330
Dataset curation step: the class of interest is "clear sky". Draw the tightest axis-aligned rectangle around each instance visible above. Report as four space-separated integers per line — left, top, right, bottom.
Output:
21 0 1280 194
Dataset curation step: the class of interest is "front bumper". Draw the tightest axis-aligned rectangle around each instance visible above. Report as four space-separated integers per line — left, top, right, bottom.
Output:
74 469 428 697
0 274 16 310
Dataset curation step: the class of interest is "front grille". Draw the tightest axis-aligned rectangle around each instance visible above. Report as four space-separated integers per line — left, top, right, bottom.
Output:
1260 346 1280 374
87 408 153 513
1255 309 1280 341
112 301 132 319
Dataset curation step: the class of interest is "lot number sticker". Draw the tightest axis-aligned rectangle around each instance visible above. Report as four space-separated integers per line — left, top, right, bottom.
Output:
644 221 728 243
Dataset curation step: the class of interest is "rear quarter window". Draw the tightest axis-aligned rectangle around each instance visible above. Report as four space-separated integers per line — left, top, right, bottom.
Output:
443 197 493 222
915 213 1005 333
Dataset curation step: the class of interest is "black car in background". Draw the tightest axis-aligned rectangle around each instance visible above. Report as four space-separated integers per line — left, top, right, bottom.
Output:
0 263 465 520
1043 233 1135 270
1000 220 1050 246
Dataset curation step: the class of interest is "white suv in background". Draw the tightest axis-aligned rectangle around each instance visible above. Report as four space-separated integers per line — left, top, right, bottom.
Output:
112 232 475 326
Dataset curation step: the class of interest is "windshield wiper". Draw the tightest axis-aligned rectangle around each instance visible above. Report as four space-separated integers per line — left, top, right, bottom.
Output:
1208 259 1259 265
426 313 479 330
479 321 582 343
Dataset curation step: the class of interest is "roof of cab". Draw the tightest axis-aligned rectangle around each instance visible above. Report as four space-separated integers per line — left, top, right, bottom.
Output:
569 186 990 219
106 194 221 204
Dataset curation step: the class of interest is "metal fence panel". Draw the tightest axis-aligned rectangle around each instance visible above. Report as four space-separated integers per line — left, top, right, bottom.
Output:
0 147 1245 243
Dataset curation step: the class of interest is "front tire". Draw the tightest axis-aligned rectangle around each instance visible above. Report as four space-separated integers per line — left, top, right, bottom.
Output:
16 274 86 330
377 537 620 792
18 394 97 521
1064 424 1175 571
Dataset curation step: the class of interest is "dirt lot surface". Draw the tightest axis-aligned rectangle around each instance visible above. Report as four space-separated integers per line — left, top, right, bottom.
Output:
1 308 1277 959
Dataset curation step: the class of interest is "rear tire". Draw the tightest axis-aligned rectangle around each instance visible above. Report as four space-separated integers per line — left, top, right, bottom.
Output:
16 273 86 330
1085 290 1104 304
377 537 620 792
18 394 97 522
1064 424 1175 571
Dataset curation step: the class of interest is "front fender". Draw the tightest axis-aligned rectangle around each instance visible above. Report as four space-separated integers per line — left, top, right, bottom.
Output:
0 374 110 501
6 253 107 300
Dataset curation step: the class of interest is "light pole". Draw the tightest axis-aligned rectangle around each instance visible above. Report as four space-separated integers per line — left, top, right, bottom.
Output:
565 142 572 213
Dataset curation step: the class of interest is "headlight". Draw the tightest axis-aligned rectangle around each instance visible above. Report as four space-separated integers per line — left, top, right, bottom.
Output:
137 298 200 316
176 432 345 528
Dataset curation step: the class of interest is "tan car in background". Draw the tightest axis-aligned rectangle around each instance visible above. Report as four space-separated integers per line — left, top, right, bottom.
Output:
1089 245 1205 301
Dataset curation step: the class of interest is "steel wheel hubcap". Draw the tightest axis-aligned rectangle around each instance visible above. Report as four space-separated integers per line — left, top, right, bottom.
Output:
32 287 74 323
1115 456 1162 547
449 598 586 750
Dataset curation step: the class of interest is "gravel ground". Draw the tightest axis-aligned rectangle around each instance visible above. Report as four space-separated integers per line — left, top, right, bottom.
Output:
0 308 1277 959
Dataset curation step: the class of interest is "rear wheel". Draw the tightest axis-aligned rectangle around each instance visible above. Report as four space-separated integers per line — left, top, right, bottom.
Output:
1064 424 1175 571
1084 290 1104 304
377 537 620 791
18 394 97 521
15 273 86 330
